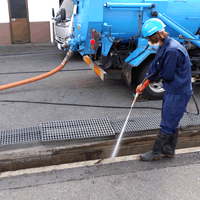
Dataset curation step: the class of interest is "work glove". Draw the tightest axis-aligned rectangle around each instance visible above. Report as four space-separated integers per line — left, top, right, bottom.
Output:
136 79 150 94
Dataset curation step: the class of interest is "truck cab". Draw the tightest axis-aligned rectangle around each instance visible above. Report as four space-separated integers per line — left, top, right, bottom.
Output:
52 0 73 50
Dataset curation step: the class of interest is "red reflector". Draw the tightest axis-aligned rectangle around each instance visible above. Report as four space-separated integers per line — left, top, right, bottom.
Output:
90 39 95 45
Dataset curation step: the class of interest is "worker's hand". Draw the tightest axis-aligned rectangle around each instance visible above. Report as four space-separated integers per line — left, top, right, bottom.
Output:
136 79 150 94
136 84 143 94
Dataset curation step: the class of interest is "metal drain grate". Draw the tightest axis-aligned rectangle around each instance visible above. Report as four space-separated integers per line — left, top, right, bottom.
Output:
40 117 115 141
111 114 200 133
110 115 162 133
180 113 200 127
0 126 41 146
1 114 199 145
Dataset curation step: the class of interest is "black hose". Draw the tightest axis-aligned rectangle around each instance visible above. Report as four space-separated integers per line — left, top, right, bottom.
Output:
0 97 198 116
141 73 200 116
107 34 115 44
0 99 162 110
0 69 92 75
132 11 142 38
187 82 199 115
108 27 122 43
1 58 199 116
140 72 158 85
189 94 199 115
131 37 135 49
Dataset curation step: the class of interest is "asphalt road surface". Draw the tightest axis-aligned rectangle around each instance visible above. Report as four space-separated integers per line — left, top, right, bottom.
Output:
0 150 200 200
0 44 199 130
0 44 200 200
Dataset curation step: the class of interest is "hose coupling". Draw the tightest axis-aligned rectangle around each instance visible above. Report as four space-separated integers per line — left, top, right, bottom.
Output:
62 39 70 48
62 49 75 65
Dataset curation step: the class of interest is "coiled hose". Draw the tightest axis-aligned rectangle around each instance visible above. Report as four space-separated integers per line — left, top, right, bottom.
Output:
0 49 75 91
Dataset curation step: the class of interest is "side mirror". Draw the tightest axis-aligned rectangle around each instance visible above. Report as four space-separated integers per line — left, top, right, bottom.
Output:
61 8 66 21
52 8 55 18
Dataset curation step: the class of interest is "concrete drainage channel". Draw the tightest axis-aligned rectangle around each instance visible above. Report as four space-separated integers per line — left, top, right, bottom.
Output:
0 114 200 172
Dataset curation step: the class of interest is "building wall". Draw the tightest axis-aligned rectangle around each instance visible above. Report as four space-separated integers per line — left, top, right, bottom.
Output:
28 0 59 43
0 0 11 45
0 0 59 45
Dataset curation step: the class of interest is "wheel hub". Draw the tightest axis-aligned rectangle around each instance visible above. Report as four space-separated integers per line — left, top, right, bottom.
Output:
149 80 165 93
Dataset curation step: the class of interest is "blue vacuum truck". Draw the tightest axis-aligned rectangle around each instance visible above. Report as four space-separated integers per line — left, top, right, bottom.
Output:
52 0 200 100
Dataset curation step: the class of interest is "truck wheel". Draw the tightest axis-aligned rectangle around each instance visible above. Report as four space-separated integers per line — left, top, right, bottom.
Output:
137 61 164 100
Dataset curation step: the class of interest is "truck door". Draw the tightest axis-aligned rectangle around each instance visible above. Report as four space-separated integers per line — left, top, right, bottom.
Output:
8 0 30 44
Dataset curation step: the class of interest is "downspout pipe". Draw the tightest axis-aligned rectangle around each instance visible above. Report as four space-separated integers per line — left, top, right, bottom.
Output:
157 13 200 48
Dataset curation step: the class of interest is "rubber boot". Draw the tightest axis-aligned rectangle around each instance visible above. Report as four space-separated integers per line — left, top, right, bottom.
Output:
162 129 179 158
140 131 172 161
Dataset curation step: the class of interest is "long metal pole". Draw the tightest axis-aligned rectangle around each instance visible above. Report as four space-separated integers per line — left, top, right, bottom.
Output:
158 13 200 48
111 93 139 158
105 3 153 8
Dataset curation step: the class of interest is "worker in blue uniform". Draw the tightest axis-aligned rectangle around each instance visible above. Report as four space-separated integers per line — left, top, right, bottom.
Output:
136 18 193 161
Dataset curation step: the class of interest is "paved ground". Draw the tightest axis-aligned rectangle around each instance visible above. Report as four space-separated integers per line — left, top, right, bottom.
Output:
0 148 200 200
0 43 200 200
0 43 199 130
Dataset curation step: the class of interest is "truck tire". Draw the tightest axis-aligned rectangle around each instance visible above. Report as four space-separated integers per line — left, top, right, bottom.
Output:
137 61 164 100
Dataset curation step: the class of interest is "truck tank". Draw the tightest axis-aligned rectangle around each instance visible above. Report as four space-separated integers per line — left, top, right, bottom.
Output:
69 0 200 56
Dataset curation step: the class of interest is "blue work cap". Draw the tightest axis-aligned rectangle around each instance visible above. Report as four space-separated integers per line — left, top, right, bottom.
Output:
142 18 166 38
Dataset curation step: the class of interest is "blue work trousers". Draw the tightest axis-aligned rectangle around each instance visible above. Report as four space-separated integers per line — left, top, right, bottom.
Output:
160 91 192 134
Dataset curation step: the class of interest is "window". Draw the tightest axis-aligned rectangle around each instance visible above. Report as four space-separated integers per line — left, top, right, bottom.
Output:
10 0 27 18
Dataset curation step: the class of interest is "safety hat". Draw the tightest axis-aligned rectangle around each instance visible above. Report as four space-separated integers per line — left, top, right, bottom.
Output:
142 18 166 38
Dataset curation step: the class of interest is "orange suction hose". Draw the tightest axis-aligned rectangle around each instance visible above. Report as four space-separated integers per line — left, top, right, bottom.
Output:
0 50 75 91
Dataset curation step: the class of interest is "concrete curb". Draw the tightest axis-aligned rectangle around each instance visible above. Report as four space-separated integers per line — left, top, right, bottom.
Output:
1 146 200 178
0 128 200 173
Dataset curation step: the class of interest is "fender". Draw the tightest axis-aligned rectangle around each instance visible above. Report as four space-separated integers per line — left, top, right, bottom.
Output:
122 38 157 86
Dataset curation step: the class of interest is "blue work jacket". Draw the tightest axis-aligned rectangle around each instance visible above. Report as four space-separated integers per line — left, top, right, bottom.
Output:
147 36 193 94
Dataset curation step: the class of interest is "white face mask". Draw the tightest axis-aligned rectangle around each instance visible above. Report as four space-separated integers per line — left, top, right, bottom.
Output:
148 41 160 47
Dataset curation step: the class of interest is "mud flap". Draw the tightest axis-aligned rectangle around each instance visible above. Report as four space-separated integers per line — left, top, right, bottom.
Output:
121 63 133 87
